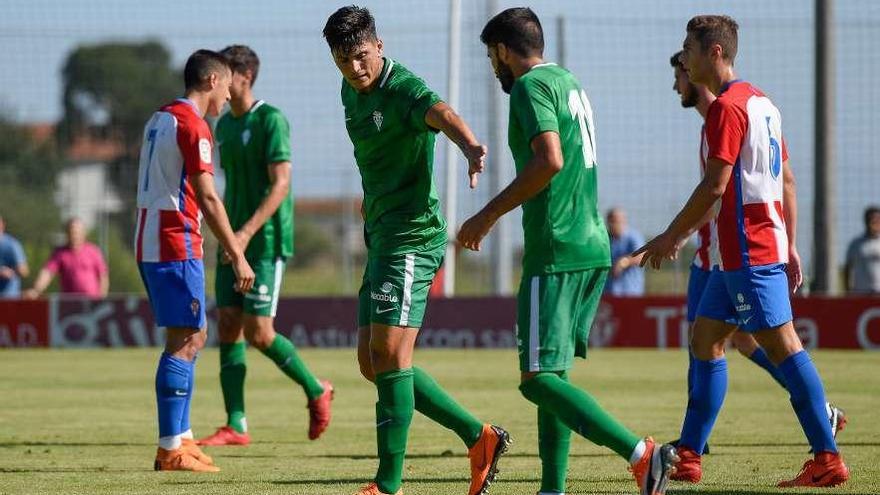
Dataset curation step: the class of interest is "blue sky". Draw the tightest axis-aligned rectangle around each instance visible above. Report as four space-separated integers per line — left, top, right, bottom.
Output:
1 0 878 279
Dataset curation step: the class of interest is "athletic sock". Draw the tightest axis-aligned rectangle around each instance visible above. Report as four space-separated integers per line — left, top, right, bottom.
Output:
179 355 195 434
520 372 640 460
155 352 191 450
679 357 727 454
687 350 696 395
375 368 415 495
748 346 788 389
538 371 571 494
260 334 324 400
412 367 483 448
220 342 248 432
778 351 837 453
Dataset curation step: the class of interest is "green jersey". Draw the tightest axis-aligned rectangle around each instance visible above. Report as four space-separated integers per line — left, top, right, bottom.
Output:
216 100 294 260
341 58 446 256
508 63 610 276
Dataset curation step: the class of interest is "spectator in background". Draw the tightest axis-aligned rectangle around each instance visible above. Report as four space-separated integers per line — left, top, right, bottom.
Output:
604 207 645 296
0 214 29 298
24 217 108 299
844 206 880 295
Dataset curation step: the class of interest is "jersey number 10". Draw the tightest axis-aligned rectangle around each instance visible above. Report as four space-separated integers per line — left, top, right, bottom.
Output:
568 89 596 169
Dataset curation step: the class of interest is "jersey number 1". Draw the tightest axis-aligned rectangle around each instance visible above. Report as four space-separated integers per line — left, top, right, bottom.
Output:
568 89 596 168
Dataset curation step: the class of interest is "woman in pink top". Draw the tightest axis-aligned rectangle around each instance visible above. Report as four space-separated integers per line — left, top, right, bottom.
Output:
24 218 108 299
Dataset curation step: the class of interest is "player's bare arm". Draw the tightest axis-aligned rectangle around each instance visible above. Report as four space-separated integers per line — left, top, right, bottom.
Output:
191 171 255 293
227 161 291 257
424 102 486 189
635 157 732 269
782 160 802 292
457 130 562 251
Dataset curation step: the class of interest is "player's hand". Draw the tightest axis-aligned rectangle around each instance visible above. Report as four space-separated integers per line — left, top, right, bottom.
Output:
221 230 253 265
787 247 803 294
463 142 487 189
457 210 496 251
633 230 681 270
230 255 255 294
22 288 39 300
0 266 15 280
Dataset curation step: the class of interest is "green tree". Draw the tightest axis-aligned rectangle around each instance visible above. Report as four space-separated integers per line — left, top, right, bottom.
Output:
58 41 180 235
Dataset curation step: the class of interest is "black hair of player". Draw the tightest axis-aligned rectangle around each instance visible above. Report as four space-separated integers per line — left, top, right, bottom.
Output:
184 49 231 90
670 50 685 70
865 206 880 229
480 7 544 57
323 5 378 55
220 45 260 86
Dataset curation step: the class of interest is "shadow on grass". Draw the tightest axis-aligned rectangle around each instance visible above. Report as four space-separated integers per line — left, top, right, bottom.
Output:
0 441 152 448
308 452 613 460
668 490 865 495
0 467 142 473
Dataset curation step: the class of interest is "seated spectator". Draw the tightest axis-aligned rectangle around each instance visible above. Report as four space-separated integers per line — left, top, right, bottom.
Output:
844 205 880 295
24 217 108 299
0 214 29 298
604 207 645 296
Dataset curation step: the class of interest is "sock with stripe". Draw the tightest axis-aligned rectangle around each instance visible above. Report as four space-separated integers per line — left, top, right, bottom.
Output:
412 367 483 448
679 357 727 454
538 371 571 494
687 350 696 395
260 334 324 400
155 352 191 450
220 341 248 433
375 368 415 495
179 354 196 435
778 351 837 453
520 372 640 460
748 346 789 390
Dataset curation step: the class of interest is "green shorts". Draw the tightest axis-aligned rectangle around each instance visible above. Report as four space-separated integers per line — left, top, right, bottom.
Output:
517 268 608 372
216 257 286 317
357 247 444 329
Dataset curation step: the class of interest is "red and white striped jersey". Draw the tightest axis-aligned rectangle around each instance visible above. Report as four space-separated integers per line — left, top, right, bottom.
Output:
134 99 214 262
691 125 721 270
706 81 789 271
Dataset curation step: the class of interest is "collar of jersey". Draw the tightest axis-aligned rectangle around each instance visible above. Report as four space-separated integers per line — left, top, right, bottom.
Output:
378 58 395 89
175 97 201 116
527 62 557 73
718 78 743 96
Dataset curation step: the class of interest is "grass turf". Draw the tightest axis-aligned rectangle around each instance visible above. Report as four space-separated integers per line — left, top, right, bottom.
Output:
0 348 877 494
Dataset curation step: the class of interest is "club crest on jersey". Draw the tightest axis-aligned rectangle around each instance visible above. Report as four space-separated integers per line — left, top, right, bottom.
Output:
242 128 252 146
190 299 200 317
198 138 212 164
372 110 383 131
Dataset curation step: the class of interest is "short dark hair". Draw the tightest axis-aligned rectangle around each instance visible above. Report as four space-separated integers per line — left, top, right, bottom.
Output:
480 7 544 57
220 45 260 85
323 5 377 54
686 15 739 63
866 206 880 227
670 50 685 70
183 49 230 90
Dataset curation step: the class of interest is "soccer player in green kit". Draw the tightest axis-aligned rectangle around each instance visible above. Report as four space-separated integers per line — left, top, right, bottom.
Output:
197 45 333 447
322 6 510 495
458 8 677 495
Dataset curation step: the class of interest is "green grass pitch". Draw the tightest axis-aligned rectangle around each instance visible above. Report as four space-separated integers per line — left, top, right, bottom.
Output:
1 348 878 494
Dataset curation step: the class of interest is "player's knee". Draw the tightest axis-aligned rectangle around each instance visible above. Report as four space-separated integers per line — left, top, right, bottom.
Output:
731 332 758 356
359 361 376 382
243 317 276 350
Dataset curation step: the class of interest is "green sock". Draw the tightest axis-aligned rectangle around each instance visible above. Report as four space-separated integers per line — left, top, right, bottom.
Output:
520 372 640 460
219 341 247 433
375 368 414 495
413 367 484 448
260 334 324 400
538 372 571 493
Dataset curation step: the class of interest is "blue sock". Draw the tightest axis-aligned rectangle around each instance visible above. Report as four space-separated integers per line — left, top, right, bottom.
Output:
687 350 696 396
778 351 837 454
180 356 196 434
679 357 727 454
748 347 788 390
155 353 191 440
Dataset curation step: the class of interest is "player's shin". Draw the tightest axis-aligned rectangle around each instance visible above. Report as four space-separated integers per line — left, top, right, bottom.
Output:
679 357 727 454
219 341 248 432
778 351 837 453
413 367 483 447
261 334 324 400
155 352 192 450
374 368 415 494
538 406 571 493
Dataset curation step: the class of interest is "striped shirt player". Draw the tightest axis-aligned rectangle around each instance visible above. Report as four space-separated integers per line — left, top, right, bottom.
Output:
135 98 214 329
694 80 793 332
